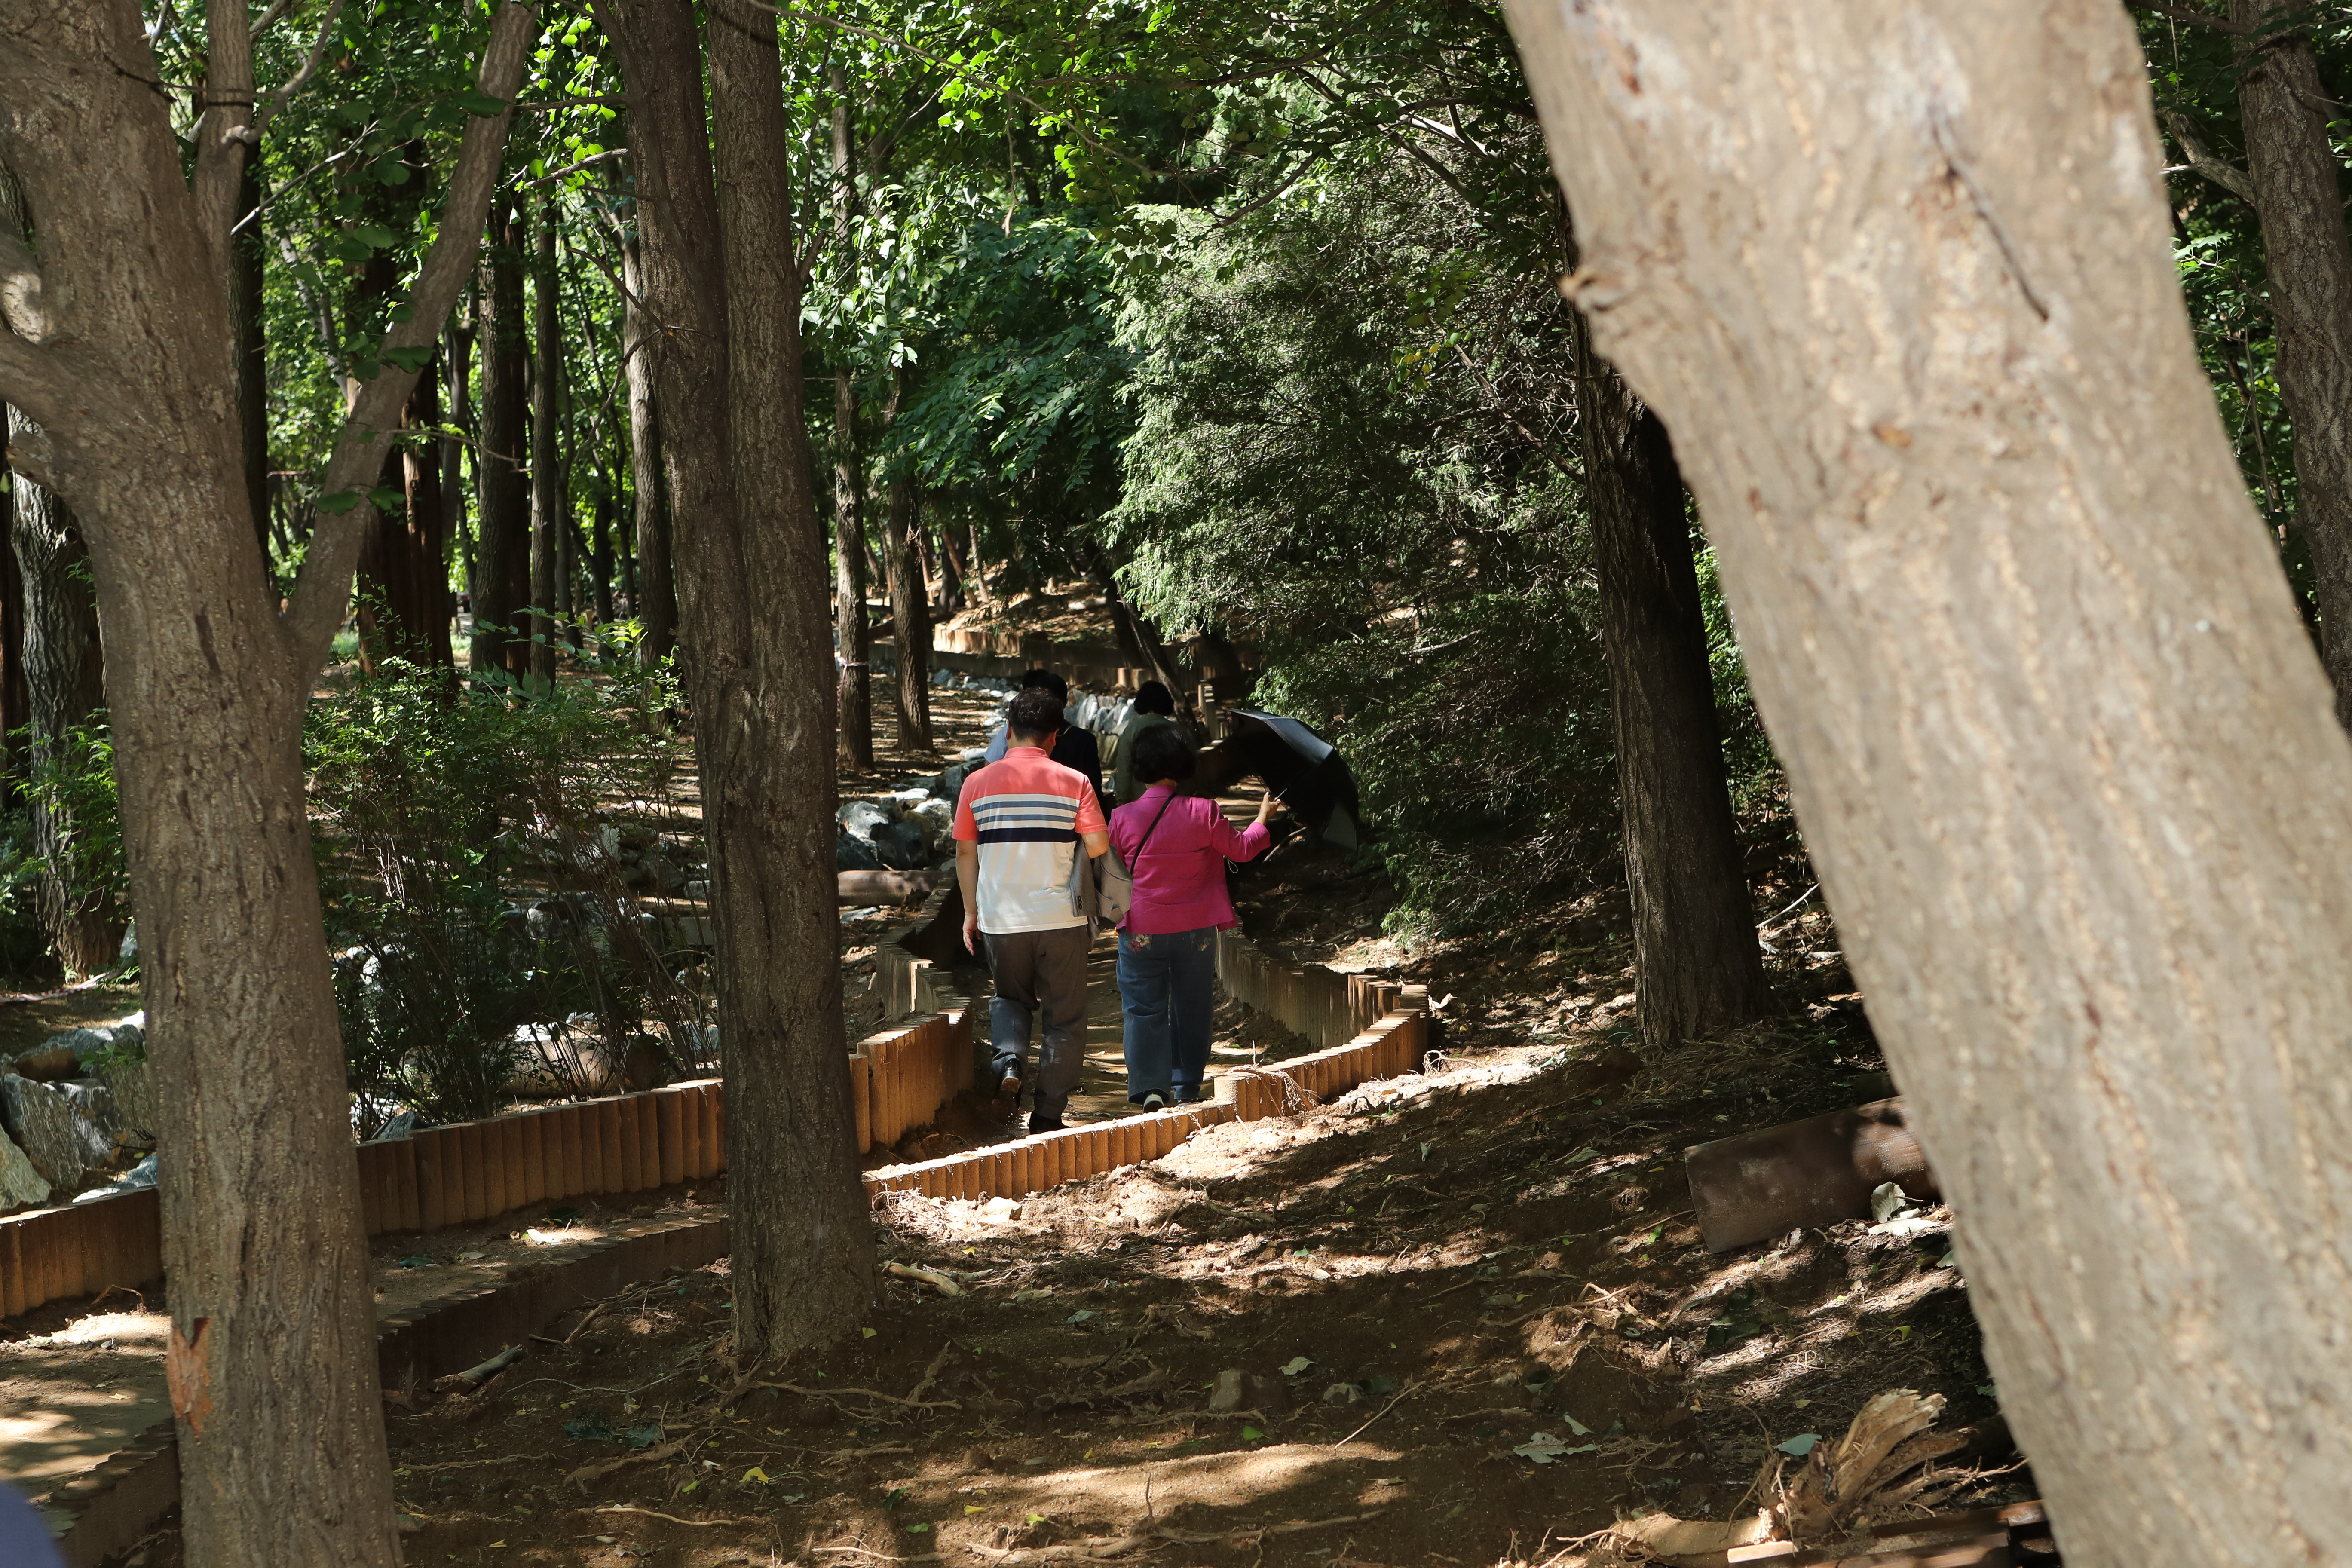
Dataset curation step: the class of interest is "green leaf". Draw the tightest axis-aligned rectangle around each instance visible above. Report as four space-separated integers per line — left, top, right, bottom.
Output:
461 91 508 116
1776 1433 1822 1457
383 345 434 374
904 1523 933 1534
1239 1424 1264 1442
315 490 364 515
368 486 404 511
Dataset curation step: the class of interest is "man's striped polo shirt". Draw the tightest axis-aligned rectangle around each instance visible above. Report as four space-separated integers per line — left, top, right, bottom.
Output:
952 744 1109 934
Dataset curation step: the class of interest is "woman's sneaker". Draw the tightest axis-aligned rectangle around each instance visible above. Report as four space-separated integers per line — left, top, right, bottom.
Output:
1142 1092 1166 1111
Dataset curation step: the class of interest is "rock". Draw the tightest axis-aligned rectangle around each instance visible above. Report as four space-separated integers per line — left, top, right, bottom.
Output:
960 747 988 764
873 820 929 872
55 1081 126 1164
1207 1369 1246 1412
378 1110 423 1140
1246 1372 1291 1413
836 830 883 872
684 879 712 900
0 1127 51 1210
839 799 894 838
72 1152 156 1204
2 1072 90 1187
98 1056 158 1145
643 856 685 895
119 920 138 965
906 798 954 845
1322 1382 1364 1406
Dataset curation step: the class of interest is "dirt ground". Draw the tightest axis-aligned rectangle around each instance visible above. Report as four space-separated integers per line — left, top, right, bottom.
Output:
89 1010 2022 1568
28 624 2034 1565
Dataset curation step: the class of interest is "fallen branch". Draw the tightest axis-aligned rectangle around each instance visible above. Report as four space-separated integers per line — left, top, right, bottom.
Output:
1331 1382 1419 1448
568 1439 684 1489
887 1262 965 1296
593 1504 761 1527
968 1513 1383 1566
749 1379 960 1412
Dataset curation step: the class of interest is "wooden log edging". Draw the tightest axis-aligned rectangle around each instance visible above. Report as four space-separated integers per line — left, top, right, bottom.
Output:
862 1008 1428 1200
1214 928 1427 1057
45 1214 732 1568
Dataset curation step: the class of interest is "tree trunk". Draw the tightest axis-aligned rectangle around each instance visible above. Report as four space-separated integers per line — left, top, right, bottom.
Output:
529 200 561 692
620 221 677 667
936 516 968 612
591 477 616 626
356 358 453 671
882 367 931 750
474 198 532 683
830 72 874 772
0 9 539 1561
604 0 873 1361
7 461 123 976
2225 0 2352 730
443 318 473 594
1575 325 1771 1046
232 159 268 557
1505 3 2352 1560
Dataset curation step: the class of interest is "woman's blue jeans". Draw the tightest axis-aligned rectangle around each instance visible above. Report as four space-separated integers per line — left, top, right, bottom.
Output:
1116 925 1217 1102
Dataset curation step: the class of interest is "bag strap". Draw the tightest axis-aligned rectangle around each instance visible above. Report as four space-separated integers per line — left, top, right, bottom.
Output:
1130 791 1181 860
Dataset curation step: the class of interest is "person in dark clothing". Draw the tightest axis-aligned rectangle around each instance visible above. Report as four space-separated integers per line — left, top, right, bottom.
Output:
983 668 1109 816
1111 680 1179 806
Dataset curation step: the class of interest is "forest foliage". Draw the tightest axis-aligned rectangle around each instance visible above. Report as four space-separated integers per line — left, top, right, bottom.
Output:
3 0 2334 977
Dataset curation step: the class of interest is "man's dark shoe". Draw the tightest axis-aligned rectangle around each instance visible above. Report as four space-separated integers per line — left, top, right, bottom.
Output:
1026 1112 1064 1134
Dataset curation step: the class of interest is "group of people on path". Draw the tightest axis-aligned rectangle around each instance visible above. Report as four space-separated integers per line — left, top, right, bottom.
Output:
951 670 1276 1130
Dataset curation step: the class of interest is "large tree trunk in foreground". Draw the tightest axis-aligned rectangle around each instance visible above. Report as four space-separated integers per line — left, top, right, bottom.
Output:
0 10 530 1562
474 199 532 683
605 0 873 1361
620 222 677 667
1506 3 2352 1561
2226 0 2352 729
8 465 124 976
1576 330 1770 1047
231 160 268 558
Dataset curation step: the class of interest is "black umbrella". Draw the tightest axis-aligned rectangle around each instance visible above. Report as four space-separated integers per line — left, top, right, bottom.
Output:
1213 709 1362 848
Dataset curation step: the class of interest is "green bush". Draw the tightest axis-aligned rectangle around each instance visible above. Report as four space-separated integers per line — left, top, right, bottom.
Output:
306 650 707 1132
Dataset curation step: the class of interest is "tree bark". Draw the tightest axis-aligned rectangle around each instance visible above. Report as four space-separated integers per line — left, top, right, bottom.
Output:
830 72 874 772
619 221 677 666
2224 0 2352 729
881 367 931 750
355 358 451 670
1576 326 1771 1047
474 198 532 683
1505 3 2352 1560
443 318 473 594
604 0 873 1361
0 6 533 1559
6 459 123 976
529 199 561 692
231 159 268 557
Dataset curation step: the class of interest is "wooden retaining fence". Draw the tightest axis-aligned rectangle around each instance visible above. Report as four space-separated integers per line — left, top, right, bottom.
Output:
1216 928 1426 1056
6 943 1420 1322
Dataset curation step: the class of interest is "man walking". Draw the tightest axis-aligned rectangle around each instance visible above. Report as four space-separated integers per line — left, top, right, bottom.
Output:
954 686 1110 1131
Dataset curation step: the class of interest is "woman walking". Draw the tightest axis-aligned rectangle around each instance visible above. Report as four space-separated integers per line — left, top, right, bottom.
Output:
1109 726 1277 1108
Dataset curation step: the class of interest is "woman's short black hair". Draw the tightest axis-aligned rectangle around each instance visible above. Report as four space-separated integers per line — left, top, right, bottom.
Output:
1133 680 1176 716
1130 723 1197 785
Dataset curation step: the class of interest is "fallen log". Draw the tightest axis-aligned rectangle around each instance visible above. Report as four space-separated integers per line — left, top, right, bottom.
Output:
1685 1096 1937 1253
839 871 938 905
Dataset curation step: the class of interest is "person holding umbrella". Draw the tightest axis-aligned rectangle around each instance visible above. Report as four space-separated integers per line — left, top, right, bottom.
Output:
1109 726 1277 1108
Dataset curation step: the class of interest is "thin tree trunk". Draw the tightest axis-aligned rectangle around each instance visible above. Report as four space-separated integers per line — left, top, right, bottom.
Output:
591 476 616 626
620 221 677 666
7 458 122 976
530 199 561 691
881 366 931 750
443 318 473 587
475 198 532 683
2224 0 2352 729
604 0 872 1360
936 515 968 612
830 70 873 771
1576 323 1770 1047
0 428 24 786
1506 3 2352 1560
